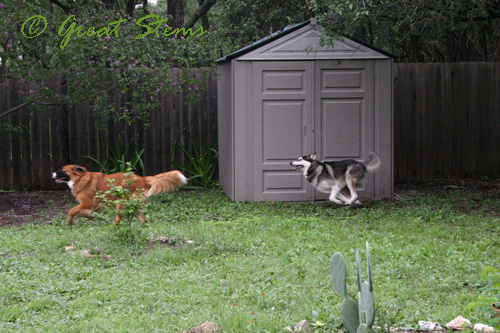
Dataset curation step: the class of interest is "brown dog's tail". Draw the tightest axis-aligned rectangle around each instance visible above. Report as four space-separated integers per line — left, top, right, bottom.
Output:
144 170 187 198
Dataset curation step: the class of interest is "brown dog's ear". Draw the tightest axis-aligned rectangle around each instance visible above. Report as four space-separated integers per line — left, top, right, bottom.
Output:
72 165 87 174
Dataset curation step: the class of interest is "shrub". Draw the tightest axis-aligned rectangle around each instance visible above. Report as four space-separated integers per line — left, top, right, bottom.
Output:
86 141 145 175
171 133 218 188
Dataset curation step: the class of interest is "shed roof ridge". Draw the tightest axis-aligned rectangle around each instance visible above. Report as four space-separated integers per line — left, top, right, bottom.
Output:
215 20 311 63
215 19 396 63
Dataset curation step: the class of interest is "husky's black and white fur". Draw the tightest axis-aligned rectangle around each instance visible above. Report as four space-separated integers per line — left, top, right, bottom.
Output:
290 152 381 205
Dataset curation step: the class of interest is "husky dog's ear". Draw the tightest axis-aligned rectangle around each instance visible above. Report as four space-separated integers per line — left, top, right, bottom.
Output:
72 165 87 174
309 153 317 160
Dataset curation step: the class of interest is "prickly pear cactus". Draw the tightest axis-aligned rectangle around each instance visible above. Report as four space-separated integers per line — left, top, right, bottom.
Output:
330 252 347 299
330 242 377 333
358 243 376 327
331 252 360 333
357 323 378 333
341 297 360 333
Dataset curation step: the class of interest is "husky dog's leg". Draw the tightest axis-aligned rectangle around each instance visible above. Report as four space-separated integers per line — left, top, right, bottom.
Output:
339 187 361 205
328 185 344 205
337 191 350 203
345 177 358 205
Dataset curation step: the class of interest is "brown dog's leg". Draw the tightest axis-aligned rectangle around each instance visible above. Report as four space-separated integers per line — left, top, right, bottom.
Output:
113 204 124 226
113 206 147 225
137 212 147 223
67 204 94 225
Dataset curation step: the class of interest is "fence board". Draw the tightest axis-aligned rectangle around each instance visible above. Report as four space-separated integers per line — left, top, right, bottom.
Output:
0 114 13 190
9 79 23 190
441 64 453 178
493 64 500 171
159 86 169 173
30 105 41 189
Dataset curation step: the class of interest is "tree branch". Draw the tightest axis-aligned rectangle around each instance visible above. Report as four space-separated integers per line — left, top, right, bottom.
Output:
198 0 210 30
48 0 71 14
32 100 71 106
0 101 30 118
184 0 217 29
0 82 119 119
86 84 119 99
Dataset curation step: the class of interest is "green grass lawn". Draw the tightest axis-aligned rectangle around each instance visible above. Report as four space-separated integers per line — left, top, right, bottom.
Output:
1 187 499 332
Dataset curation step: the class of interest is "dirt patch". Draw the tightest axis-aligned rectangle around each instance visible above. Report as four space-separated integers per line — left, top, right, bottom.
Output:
395 178 500 198
0 190 74 227
1 179 499 228
395 178 500 215
147 236 194 249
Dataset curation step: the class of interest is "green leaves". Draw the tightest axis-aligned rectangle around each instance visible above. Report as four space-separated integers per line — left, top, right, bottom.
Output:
85 141 144 175
171 132 218 189
309 0 500 62
1 1 220 123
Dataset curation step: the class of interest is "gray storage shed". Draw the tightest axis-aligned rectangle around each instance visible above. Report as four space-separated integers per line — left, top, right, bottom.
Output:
216 19 394 202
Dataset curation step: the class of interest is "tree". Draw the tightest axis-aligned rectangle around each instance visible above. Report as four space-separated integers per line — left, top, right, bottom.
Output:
2 0 498 126
208 0 311 56
308 0 500 62
167 0 184 28
160 0 218 29
0 0 219 123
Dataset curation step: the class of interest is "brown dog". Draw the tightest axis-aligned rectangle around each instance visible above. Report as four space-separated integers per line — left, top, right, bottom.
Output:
52 165 187 225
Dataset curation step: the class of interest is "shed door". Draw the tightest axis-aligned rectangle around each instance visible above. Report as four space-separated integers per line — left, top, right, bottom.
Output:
253 61 314 201
314 60 374 199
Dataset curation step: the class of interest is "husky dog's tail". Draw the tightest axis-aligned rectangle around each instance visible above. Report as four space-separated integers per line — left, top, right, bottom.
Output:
145 170 187 198
364 152 381 173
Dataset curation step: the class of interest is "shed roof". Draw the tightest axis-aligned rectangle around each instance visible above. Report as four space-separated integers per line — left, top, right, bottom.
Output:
215 19 396 63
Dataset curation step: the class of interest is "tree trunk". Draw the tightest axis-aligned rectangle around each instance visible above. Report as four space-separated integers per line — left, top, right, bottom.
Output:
168 0 184 28
126 0 136 16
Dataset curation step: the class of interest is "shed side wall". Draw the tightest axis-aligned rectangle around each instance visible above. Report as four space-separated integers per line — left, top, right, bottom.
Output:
217 62 234 199
233 61 255 201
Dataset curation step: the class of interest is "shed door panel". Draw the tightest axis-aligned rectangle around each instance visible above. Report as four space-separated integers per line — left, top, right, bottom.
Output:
254 62 314 201
314 60 374 199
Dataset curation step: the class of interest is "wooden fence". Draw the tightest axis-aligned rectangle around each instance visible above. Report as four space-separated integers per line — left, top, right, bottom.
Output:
394 62 500 181
1 63 499 190
0 68 217 190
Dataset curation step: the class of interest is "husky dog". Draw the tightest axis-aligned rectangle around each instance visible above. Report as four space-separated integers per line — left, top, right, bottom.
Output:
290 153 381 205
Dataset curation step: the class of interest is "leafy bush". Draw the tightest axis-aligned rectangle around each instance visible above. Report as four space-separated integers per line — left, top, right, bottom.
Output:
95 163 148 244
171 134 218 189
86 141 145 175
